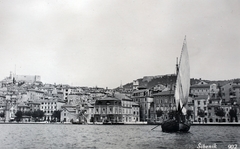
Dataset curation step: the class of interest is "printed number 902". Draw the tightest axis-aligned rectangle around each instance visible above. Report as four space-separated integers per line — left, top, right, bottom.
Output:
228 144 237 149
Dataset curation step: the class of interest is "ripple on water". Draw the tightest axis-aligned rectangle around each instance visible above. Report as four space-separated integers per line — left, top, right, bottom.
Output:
0 124 239 149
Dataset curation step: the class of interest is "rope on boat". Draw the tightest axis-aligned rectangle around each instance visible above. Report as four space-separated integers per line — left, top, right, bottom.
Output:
151 124 161 130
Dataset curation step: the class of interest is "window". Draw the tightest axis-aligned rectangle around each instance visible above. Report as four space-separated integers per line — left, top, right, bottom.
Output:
198 101 200 105
204 101 206 105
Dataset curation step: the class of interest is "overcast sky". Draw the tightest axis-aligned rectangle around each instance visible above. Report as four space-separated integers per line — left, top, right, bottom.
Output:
0 0 239 88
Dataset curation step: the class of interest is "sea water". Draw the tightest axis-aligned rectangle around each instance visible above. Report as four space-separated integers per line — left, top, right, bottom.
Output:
0 124 239 149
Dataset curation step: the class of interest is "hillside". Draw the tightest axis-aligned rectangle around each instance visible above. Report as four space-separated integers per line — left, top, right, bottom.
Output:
120 75 239 90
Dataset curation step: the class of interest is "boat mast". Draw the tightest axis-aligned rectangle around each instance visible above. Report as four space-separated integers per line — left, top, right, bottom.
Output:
176 57 179 75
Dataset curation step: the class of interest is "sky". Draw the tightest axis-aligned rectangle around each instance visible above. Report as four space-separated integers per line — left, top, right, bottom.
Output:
0 0 239 89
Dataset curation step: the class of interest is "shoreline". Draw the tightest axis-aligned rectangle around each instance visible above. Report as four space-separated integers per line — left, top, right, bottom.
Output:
1 121 240 126
192 122 240 126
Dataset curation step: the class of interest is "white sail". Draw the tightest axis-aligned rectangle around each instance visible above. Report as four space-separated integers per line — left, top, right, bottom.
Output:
175 36 190 111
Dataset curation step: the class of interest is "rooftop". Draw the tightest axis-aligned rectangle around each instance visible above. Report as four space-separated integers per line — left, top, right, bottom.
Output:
191 84 210 88
152 90 174 96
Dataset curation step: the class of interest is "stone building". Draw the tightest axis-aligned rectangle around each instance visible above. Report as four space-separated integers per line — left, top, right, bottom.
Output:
131 89 153 121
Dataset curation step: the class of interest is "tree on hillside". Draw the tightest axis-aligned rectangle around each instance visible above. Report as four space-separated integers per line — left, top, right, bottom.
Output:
23 111 32 116
156 109 163 117
229 108 238 122
52 110 61 122
32 110 45 122
215 107 225 122
0 112 5 118
15 111 23 122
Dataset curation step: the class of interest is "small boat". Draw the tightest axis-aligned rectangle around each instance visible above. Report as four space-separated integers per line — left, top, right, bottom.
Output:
161 36 191 133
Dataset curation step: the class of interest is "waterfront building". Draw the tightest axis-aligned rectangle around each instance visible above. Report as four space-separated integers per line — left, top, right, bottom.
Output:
60 105 78 122
94 95 122 123
40 100 65 121
193 95 208 123
151 90 175 123
207 96 221 122
115 93 135 123
132 102 140 122
94 93 138 123
131 88 153 121
60 103 85 123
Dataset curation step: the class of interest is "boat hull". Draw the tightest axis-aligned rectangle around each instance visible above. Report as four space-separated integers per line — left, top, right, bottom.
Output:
161 119 191 132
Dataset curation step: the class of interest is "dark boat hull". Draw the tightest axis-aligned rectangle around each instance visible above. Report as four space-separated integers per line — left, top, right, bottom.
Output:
161 119 191 132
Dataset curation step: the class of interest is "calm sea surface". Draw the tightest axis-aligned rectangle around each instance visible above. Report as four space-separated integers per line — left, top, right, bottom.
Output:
0 124 239 149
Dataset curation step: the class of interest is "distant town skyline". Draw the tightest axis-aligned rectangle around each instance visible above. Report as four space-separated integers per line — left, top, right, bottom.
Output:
0 0 239 88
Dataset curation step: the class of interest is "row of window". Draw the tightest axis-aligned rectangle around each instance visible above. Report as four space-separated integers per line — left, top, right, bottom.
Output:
41 102 57 105
197 101 206 105
41 106 57 109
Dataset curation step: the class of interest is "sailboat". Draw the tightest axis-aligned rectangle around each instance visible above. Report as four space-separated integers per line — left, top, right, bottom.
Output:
161 36 191 132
